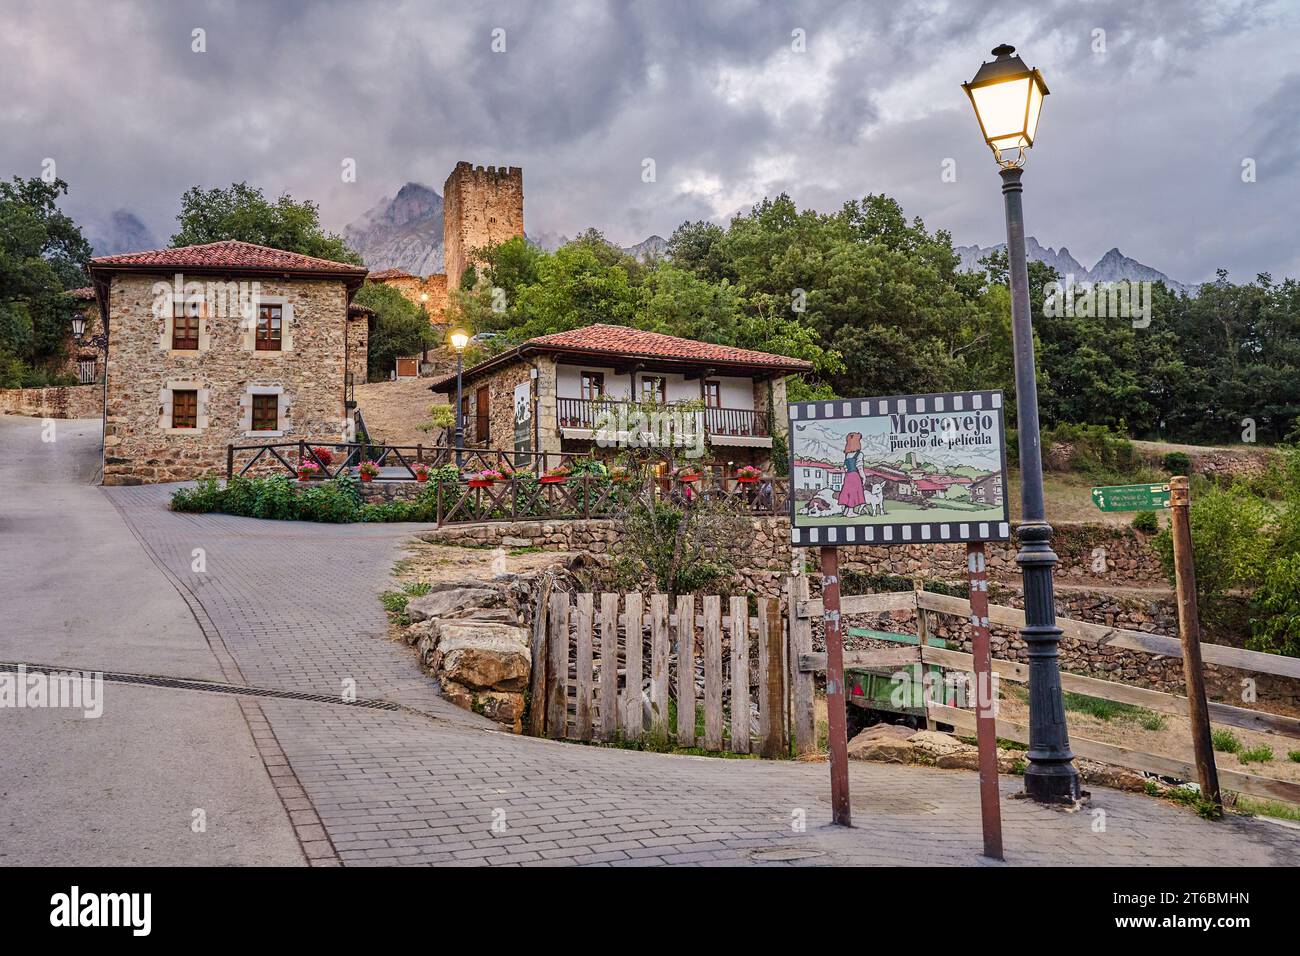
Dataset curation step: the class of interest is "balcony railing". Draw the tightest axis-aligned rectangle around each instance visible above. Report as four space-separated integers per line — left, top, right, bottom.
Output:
556 397 768 438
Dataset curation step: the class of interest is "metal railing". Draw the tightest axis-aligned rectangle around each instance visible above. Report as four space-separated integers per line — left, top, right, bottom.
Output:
556 398 768 437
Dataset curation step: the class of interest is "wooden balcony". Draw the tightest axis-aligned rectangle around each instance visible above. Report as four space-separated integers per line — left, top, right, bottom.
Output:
556 397 768 438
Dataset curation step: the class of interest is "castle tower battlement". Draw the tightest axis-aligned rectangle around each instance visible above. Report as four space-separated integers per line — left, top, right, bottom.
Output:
443 161 524 292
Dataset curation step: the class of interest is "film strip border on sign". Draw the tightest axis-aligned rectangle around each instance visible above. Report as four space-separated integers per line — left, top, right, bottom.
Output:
788 388 1012 546
788 389 1005 421
789 520 1013 547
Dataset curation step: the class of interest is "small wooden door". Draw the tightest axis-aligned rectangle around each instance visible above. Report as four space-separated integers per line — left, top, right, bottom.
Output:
475 386 490 444
395 357 418 379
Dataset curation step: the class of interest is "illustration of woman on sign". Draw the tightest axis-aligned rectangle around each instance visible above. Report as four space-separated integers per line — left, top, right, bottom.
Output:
836 431 867 515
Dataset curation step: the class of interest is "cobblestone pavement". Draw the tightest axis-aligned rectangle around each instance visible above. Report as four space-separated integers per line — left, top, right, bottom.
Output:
7 416 1300 867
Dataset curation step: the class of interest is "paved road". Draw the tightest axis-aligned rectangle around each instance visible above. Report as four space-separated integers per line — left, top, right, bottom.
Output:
3 414 1299 867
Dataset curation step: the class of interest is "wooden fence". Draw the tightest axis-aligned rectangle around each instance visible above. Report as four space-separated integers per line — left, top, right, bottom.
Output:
793 586 1300 804
528 586 810 757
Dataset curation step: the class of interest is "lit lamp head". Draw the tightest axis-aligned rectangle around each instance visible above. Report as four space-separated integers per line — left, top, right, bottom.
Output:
962 44 1049 168
70 313 87 338
449 329 470 353
420 292 429 302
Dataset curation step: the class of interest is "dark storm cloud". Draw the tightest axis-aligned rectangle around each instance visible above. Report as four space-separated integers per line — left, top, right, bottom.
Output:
1 0 1296 282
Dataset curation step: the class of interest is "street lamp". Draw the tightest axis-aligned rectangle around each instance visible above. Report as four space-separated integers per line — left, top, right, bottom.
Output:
963 44 1080 804
70 313 87 338
449 328 470 467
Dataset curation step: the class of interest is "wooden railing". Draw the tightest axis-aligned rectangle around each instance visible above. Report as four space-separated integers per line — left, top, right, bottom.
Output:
792 586 1300 805
226 440 590 481
556 397 767 438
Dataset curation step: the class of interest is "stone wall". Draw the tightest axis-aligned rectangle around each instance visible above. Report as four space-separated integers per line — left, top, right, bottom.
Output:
0 384 102 419
102 274 351 485
425 515 1166 589
346 315 369 390
370 273 448 325
443 163 524 293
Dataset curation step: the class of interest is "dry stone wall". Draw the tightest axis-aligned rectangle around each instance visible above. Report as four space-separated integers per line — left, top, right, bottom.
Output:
0 385 102 419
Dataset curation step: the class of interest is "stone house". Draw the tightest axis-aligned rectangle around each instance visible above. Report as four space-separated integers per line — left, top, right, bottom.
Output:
88 240 368 485
427 324 812 475
61 286 105 384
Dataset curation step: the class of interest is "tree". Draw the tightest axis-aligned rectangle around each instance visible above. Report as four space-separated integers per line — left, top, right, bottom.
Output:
0 176 92 387
353 283 436 381
170 182 362 265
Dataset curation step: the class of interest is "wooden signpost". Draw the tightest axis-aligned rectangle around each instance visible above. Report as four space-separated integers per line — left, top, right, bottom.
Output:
1093 475 1220 810
789 390 1011 856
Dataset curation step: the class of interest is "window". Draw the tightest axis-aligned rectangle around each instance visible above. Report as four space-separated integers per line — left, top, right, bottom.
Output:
172 301 201 350
475 386 490 444
703 380 721 407
251 393 278 432
641 376 666 404
580 371 604 401
172 389 198 429
255 304 283 351
77 359 97 384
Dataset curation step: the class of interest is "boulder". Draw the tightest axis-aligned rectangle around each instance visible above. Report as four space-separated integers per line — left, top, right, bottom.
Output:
406 587 503 622
847 723 916 763
436 621 531 692
935 747 1024 774
476 691 526 732
438 676 475 711
908 730 972 760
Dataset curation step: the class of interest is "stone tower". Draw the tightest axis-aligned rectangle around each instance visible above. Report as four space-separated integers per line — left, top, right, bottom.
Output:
443 162 524 292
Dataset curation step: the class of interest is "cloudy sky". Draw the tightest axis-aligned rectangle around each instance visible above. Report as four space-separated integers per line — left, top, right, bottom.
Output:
3 0 1298 283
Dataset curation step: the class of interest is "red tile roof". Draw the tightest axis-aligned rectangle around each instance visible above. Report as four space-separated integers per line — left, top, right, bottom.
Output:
89 240 368 276
367 268 415 281
66 286 96 300
527 324 813 370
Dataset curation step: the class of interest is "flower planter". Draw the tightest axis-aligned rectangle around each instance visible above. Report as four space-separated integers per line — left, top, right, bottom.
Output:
735 476 759 484
297 472 312 482
415 474 428 483
540 475 567 485
677 474 701 483
468 479 493 488
359 473 374 483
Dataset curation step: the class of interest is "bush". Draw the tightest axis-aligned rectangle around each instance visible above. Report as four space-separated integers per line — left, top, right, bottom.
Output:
1131 510 1159 534
1160 451 1192 475
1211 728 1241 753
1041 423 1140 478
1247 553 1300 658
1154 484 1270 623
1238 745 1274 764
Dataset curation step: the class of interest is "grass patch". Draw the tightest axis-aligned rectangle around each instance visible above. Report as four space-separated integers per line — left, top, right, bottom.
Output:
1147 781 1223 820
958 735 1029 752
1236 795 1300 822
1238 745 1274 764
597 731 758 760
508 545 546 556
379 581 433 623
1063 692 1162 727
1211 728 1242 753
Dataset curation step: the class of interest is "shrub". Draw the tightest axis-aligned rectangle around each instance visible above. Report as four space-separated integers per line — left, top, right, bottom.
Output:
1041 423 1140 478
1154 484 1270 622
1160 451 1192 475
1211 728 1241 753
610 492 747 595
1247 553 1300 658
1131 510 1159 534
1238 745 1274 764
1288 750 1300 763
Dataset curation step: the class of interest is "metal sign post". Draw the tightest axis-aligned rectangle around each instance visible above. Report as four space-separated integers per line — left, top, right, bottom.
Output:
819 546 852 826
965 542 1004 860
1169 476 1221 811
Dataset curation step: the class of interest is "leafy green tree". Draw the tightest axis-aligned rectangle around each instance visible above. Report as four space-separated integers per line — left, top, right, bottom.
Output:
0 176 92 386
354 282 435 381
170 182 362 265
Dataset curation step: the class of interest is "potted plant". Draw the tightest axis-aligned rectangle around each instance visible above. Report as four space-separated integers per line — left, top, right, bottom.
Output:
412 463 429 483
358 460 380 482
734 465 763 484
609 468 634 485
464 468 505 488
540 465 570 485
674 465 703 483
297 460 320 482
310 446 334 470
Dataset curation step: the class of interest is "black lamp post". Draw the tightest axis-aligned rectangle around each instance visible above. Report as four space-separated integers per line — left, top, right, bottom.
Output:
449 328 469 467
963 44 1081 804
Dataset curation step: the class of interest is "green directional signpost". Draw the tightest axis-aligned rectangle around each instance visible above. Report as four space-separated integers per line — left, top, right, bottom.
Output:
1090 482 1171 513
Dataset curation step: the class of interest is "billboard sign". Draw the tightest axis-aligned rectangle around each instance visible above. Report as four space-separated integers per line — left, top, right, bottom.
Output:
788 390 1012 547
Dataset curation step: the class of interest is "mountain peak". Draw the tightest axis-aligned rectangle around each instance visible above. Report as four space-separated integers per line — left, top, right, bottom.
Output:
343 183 444 273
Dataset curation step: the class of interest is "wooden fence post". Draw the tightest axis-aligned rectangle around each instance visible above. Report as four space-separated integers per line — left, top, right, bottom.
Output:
546 591 569 739
598 593 620 742
915 587 935 731
649 594 670 739
729 596 750 754
759 597 786 759
623 592 644 740
574 592 594 741
966 542 1004 860
527 574 554 737
820 546 851 826
676 594 696 747
1170 475 1222 811
787 575 816 756
702 595 723 752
